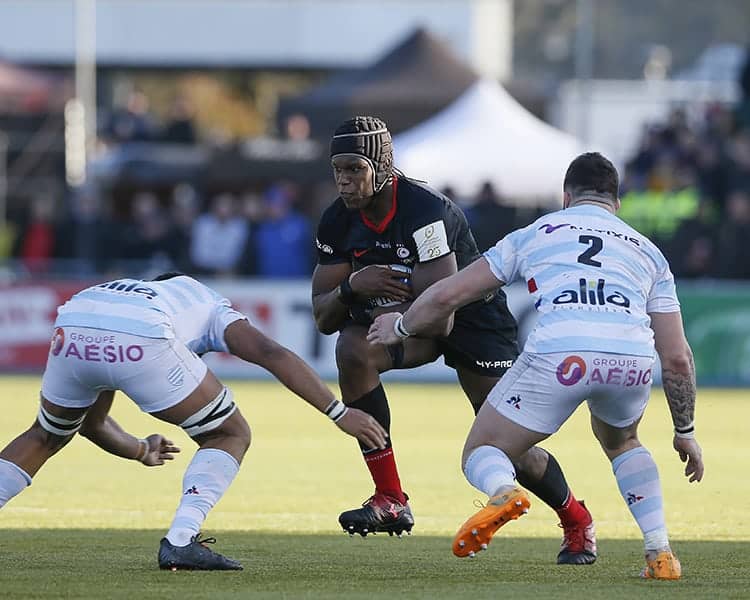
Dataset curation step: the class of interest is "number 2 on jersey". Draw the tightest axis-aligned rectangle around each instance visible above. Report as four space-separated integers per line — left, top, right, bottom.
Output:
577 235 603 267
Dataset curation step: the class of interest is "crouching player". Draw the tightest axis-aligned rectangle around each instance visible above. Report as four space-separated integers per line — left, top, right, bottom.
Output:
0 273 387 571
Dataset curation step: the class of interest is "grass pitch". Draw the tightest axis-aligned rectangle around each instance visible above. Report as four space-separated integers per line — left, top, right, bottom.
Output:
0 377 748 599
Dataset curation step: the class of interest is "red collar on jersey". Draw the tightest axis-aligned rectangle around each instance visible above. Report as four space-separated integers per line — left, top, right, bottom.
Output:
360 176 398 234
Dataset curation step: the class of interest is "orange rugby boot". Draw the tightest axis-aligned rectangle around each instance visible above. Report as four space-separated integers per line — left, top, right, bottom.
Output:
641 549 682 580
452 486 531 557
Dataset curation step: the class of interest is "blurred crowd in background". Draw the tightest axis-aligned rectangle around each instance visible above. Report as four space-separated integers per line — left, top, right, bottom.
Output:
4 38 750 282
7 94 750 282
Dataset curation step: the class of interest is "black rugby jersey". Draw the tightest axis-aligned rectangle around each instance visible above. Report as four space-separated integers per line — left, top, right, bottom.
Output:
315 176 519 319
316 176 482 272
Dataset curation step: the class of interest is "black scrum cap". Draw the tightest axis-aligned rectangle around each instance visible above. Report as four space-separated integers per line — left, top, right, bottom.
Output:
330 116 394 193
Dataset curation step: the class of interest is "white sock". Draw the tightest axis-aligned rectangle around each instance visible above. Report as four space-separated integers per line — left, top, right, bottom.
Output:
612 446 669 551
463 445 516 497
0 458 32 508
166 448 240 547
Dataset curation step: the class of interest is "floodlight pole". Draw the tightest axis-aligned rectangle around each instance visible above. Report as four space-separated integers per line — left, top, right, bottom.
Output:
574 0 594 145
69 0 96 186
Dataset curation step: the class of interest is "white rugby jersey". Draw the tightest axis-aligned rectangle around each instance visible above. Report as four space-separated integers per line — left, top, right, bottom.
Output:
484 204 680 357
55 276 246 354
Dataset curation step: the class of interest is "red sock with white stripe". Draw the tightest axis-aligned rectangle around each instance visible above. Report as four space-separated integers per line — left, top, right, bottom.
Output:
348 384 406 504
556 490 591 526
364 447 406 504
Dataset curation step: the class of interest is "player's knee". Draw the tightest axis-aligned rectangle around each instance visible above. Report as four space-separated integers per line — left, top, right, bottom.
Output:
335 329 373 374
513 446 549 476
181 386 249 449
592 421 640 458
222 410 251 453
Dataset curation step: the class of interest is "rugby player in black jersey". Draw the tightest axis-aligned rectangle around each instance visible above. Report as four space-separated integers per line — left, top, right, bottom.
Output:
312 116 596 564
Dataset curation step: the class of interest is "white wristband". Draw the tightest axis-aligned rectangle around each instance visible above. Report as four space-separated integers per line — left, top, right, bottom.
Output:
393 314 411 339
674 420 695 439
324 399 349 423
135 438 148 462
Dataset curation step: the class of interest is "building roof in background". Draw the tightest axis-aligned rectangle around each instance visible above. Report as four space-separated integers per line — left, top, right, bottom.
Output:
394 79 586 204
278 28 478 137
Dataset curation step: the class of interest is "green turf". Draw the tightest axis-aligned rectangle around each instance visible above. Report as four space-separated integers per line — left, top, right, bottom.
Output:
0 378 748 598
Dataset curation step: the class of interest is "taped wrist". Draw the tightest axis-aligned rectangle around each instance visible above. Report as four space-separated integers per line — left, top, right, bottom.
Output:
337 276 356 306
134 438 148 462
393 314 411 339
323 399 349 423
674 421 695 439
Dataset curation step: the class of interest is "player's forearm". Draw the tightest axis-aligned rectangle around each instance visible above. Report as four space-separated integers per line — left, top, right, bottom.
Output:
313 290 350 334
660 350 696 431
261 347 336 413
79 417 146 461
401 278 458 337
372 301 451 337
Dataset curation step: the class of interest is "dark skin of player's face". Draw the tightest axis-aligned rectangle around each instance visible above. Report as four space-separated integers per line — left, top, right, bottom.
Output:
332 155 393 222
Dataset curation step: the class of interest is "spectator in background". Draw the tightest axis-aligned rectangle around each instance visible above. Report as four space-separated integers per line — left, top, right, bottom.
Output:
105 90 158 144
12 193 57 274
667 200 716 279
253 183 312 278
108 192 176 274
55 186 110 275
726 131 750 192
735 45 750 131
236 192 266 276
168 183 201 272
284 114 311 141
163 95 197 144
714 189 750 279
464 182 517 253
694 138 729 210
190 193 248 276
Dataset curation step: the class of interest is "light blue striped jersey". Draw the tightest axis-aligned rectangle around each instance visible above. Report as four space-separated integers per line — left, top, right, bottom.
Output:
55 276 247 354
483 204 680 356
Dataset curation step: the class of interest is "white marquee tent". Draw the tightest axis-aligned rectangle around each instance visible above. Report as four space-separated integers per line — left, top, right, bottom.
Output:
394 79 588 204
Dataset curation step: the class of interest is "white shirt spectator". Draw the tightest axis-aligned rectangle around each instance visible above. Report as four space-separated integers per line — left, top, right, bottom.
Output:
189 194 248 273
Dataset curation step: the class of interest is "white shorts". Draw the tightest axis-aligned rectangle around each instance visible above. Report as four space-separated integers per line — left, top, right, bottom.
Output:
486 351 654 434
41 326 208 413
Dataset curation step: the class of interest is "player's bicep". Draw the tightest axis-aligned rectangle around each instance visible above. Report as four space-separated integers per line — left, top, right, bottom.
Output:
649 311 689 359
224 318 283 366
411 252 457 297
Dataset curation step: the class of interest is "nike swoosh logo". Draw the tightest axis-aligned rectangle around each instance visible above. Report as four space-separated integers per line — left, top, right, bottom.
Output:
353 249 369 257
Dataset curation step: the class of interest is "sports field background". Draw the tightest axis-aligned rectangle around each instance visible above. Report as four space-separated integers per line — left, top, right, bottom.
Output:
1 377 748 598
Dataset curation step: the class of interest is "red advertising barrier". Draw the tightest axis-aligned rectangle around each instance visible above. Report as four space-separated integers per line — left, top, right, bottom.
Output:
0 283 87 370
0 279 538 381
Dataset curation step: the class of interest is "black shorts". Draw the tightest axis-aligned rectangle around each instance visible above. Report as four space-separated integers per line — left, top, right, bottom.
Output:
437 293 519 377
344 293 518 378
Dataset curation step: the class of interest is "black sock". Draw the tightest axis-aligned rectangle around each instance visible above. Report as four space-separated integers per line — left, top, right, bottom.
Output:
515 449 569 509
348 383 391 452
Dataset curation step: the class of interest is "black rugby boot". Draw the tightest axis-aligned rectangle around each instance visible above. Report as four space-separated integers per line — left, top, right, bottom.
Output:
338 492 414 537
158 534 243 571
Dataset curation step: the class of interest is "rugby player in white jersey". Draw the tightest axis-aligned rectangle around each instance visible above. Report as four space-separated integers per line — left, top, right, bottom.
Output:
0 272 387 571
367 153 703 580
